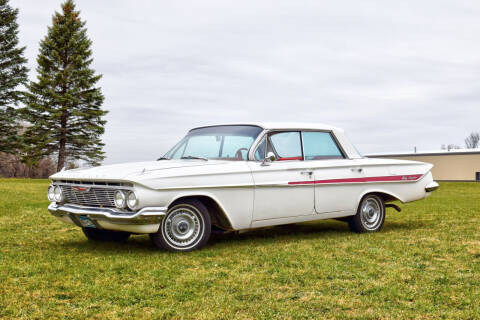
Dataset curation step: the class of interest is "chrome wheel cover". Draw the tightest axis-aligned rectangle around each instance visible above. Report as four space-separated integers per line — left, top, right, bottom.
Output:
162 206 204 249
360 197 383 230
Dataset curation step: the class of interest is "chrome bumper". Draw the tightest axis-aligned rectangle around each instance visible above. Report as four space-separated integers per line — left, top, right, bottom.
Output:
48 203 167 226
425 181 439 193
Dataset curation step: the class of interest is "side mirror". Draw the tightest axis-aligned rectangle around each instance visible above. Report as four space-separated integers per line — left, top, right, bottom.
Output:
261 152 276 166
266 152 276 162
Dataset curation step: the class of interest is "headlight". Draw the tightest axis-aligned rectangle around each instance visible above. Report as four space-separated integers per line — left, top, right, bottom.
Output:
114 190 126 209
127 191 138 210
53 186 64 202
47 186 55 201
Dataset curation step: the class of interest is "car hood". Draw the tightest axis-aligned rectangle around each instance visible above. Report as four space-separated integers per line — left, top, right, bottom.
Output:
50 160 230 181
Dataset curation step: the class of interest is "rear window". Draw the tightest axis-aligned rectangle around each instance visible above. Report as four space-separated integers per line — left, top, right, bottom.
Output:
302 131 344 160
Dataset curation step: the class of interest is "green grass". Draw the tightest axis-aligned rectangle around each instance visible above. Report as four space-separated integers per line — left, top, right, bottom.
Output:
0 179 479 319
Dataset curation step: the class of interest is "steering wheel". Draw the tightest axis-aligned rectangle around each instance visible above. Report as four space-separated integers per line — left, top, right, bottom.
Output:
235 148 249 160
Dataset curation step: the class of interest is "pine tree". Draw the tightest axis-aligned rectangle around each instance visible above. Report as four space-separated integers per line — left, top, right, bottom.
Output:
0 0 28 154
22 0 107 170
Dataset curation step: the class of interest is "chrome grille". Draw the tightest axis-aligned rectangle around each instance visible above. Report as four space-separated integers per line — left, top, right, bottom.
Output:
60 185 118 208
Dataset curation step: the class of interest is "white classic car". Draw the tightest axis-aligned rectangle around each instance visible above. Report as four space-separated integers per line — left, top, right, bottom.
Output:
48 123 439 251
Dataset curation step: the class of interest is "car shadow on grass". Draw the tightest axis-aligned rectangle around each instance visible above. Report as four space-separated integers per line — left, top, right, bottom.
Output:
56 219 426 253
207 219 426 248
58 234 159 254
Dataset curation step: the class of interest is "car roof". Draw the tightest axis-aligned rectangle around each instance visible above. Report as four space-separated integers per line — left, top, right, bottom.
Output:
191 122 343 132
189 122 361 159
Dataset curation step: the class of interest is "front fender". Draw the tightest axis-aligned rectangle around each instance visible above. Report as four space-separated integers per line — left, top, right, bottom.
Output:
133 184 254 230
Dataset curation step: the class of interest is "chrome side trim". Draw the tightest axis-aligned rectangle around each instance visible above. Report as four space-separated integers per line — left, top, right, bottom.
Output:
255 183 312 188
52 182 133 190
254 177 426 188
425 181 439 192
147 177 426 191
152 184 255 191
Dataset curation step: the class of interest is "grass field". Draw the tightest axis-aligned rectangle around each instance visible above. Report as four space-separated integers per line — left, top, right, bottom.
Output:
0 179 479 319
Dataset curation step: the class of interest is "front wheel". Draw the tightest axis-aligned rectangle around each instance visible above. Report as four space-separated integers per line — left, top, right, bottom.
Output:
150 199 211 252
82 227 131 242
348 194 385 233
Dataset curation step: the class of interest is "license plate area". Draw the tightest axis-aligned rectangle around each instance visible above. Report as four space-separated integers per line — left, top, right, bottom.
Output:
78 215 96 228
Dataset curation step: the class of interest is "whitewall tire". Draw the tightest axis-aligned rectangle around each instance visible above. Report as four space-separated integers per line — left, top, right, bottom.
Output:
348 194 385 233
150 199 211 252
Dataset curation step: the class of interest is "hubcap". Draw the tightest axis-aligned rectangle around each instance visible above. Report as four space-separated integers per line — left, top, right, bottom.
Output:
360 197 383 230
163 207 204 248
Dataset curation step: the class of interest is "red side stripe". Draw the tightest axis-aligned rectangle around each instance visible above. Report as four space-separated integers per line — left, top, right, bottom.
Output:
288 174 423 185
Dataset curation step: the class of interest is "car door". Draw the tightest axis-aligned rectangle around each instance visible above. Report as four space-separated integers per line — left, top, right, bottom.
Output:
301 131 362 214
248 131 315 221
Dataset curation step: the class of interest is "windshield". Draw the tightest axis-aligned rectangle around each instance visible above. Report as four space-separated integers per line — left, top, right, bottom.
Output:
163 125 263 161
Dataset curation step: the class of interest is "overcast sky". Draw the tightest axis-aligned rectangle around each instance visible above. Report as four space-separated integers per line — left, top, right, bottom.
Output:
11 0 480 164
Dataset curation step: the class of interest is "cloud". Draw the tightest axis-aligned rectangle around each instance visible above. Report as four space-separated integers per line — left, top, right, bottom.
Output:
11 0 480 163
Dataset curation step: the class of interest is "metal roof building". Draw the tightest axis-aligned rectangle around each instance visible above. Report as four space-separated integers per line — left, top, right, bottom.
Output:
368 149 480 182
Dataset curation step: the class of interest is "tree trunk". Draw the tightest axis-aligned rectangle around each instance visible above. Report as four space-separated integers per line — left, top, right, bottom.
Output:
12 156 18 178
57 110 67 171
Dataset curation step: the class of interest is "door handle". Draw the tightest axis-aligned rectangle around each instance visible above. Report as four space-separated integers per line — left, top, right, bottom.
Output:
351 168 363 173
301 170 313 176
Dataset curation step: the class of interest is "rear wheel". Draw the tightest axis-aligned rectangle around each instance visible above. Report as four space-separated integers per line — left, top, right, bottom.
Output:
82 227 131 242
150 199 211 252
348 194 385 233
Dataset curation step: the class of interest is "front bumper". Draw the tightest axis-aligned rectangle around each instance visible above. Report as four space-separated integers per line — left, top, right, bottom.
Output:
48 203 167 233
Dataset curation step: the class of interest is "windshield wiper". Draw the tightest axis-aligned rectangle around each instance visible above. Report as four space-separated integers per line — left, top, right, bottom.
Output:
181 156 208 161
157 157 170 160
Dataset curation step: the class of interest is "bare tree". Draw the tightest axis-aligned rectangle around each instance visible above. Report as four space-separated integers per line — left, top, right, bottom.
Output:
465 132 480 149
441 144 460 151
0 152 56 178
447 144 461 151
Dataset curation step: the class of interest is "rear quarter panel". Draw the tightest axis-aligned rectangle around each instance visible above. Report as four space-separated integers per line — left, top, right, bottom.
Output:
354 158 435 203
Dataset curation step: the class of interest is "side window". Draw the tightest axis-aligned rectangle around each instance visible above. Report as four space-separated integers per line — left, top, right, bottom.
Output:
254 137 266 161
269 131 302 161
302 131 344 160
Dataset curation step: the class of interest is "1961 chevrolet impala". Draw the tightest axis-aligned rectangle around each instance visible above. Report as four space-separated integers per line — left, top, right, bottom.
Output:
48 123 439 251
